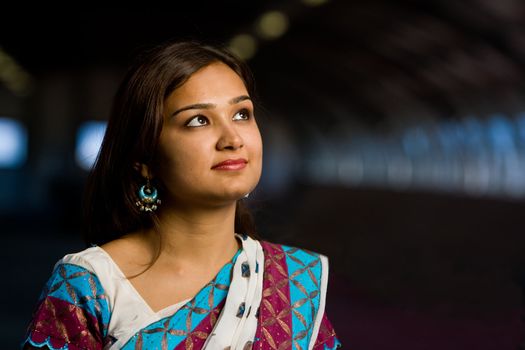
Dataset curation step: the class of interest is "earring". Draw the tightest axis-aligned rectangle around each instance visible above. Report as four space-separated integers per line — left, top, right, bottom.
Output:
135 177 161 212
243 192 250 199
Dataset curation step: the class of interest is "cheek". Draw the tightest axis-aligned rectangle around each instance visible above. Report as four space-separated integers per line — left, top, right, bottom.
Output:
158 136 212 181
250 128 264 159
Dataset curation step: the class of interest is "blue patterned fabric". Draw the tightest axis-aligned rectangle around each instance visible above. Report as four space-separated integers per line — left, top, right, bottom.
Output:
43 263 111 336
283 245 323 349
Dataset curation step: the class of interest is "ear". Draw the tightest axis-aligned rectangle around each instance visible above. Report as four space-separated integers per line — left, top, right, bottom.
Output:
134 162 152 179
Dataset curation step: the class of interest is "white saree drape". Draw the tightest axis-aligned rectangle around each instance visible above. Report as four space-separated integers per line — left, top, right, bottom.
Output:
202 234 265 349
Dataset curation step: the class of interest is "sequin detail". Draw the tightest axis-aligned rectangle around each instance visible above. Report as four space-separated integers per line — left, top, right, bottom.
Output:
237 302 246 318
241 261 251 277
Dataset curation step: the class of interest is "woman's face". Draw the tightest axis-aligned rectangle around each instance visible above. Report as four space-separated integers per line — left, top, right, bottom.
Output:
156 62 263 207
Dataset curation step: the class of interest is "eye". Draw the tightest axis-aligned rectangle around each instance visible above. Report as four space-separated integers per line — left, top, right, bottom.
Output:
186 115 208 127
233 109 251 121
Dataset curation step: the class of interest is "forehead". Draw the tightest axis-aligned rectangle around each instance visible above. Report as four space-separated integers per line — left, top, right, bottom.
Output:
166 62 248 106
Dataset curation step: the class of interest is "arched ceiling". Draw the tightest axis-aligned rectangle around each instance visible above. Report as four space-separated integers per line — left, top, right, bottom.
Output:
249 0 525 126
1 0 524 125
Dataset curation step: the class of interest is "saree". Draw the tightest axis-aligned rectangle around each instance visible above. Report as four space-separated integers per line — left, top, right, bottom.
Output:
23 234 341 349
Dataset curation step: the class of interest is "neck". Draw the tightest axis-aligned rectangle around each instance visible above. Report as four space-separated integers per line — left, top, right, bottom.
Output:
144 201 241 268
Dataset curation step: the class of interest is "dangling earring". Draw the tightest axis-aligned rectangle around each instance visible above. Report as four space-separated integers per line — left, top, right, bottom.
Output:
243 192 250 199
135 177 161 212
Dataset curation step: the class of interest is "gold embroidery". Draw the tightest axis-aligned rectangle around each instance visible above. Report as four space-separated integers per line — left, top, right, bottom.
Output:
262 327 277 349
286 250 324 348
262 275 289 304
292 309 308 328
36 296 101 348
289 259 319 281
141 318 185 350
135 333 143 350
209 305 221 325
276 316 292 336
88 274 98 297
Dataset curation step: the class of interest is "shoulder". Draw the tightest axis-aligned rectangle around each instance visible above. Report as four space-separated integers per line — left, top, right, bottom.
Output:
99 232 153 277
42 246 111 310
59 245 109 271
259 240 326 263
254 239 331 349
36 245 117 321
258 240 328 278
24 247 112 349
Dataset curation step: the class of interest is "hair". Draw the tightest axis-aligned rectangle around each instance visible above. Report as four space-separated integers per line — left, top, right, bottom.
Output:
83 40 259 246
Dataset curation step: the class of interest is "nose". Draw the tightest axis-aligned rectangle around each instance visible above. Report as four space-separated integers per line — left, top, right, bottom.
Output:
216 123 244 151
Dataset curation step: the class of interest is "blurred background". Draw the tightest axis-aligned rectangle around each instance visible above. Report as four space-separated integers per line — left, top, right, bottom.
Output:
1 1 525 349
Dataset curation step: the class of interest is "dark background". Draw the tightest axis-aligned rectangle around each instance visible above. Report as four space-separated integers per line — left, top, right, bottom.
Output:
1 2 525 349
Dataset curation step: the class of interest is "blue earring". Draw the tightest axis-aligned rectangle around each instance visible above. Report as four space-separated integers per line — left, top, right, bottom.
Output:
135 177 161 212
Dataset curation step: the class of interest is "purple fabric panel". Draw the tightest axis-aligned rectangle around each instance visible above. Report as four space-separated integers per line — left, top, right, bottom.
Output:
313 313 340 349
253 241 294 349
24 295 103 350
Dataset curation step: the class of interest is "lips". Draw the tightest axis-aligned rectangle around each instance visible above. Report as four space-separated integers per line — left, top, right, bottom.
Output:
212 158 248 170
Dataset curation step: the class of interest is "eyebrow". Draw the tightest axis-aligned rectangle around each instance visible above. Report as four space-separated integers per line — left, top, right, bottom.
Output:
170 95 251 118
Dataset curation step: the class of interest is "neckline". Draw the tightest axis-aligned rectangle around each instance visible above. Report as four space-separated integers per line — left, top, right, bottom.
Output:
94 243 243 315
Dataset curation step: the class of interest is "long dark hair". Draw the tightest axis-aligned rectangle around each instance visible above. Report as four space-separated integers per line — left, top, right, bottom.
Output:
83 40 259 246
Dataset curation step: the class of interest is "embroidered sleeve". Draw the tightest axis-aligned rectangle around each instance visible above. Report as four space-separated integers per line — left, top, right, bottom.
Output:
313 313 342 350
22 262 111 350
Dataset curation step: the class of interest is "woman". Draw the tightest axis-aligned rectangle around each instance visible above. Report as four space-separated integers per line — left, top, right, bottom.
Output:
23 41 341 350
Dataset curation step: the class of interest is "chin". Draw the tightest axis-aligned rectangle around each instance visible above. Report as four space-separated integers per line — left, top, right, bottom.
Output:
202 191 245 203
